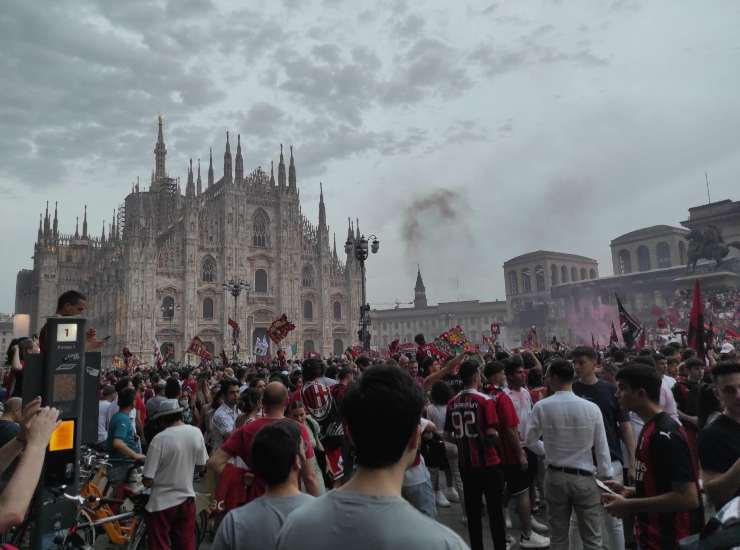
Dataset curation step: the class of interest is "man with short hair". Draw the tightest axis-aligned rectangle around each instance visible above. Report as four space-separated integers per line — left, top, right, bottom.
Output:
214 420 315 550
208 382 321 498
143 399 208 550
210 379 240 449
654 353 676 390
39 290 103 351
673 358 704 455
97 385 116 447
276 366 467 550
108 387 145 481
603 364 702 549
572 345 635 550
698 361 740 509
525 359 612 550
446 360 508 550
486 363 550 548
146 381 167 419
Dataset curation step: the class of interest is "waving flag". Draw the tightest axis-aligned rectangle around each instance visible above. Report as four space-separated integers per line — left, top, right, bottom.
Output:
616 295 644 351
609 320 619 347
687 280 706 361
153 337 164 369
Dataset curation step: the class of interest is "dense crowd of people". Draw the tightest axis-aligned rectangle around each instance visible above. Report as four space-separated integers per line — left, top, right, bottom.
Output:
0 289 739 550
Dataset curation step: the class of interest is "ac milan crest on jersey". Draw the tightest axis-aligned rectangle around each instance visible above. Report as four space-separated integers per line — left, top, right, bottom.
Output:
301 380 333 422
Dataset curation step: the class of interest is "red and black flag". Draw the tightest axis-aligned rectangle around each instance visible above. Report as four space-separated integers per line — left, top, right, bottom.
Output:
616 294 644 351
609 320 619 347
687 280 706 361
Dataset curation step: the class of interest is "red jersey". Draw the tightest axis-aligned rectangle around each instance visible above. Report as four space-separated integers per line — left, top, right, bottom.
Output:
135 393 147 424
488 387 520 465
221 417 315 499
445 389 501 469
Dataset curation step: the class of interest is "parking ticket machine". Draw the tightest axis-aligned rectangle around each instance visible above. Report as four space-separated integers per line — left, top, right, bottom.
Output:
23 317 87 550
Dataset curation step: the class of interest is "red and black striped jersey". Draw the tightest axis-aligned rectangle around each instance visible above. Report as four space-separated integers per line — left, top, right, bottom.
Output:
634 412 703 550
445 389 501 469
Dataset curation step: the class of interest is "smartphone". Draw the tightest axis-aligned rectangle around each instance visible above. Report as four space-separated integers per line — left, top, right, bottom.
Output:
595 478 617 495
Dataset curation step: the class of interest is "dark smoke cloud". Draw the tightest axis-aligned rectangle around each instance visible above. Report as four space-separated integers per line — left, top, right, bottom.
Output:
401 189 470 249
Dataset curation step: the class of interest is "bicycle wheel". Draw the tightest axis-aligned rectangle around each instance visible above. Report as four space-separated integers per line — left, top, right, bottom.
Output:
70 509 97 548
126 519 147 550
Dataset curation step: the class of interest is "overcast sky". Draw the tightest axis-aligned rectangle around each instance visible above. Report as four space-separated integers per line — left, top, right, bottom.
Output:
1 0 739 313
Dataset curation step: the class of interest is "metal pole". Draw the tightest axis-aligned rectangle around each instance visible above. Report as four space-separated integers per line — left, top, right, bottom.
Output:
233 288 238 361
361 260 368 351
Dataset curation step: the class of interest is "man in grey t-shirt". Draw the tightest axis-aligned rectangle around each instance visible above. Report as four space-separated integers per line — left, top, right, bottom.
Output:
277 366 468 550
212 420 315 550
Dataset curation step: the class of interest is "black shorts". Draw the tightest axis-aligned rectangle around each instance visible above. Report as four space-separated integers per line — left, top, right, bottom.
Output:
502 464 530 496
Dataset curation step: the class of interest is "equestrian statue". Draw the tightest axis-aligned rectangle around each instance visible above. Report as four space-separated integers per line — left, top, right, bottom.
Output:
686 225 740 272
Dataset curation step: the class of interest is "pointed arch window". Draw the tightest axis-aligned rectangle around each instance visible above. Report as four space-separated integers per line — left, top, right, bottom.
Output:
302 265 315 288
253 209 270 247
254 269 268 293
202 257 216 283
303 300 314 320
202 297 214 320
333 301 342 321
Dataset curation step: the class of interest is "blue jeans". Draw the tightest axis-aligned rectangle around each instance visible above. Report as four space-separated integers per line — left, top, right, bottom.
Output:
402 478 437 518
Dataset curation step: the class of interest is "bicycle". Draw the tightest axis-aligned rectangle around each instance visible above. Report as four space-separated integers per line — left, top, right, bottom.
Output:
50 491 148 550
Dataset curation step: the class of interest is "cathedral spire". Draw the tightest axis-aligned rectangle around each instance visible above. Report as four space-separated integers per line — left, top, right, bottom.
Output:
318 182 326 229
355 218 360 240
53 202 59 240
288 145 297 192
44 201 50 237
208 147 214 187
37 214 43 243
347 217 354 243
111 210 116 241
74 216 79 239
277 144 286 189
270 160 275 186
333 232 338 261
82 205 88 238
223 131 233 184
235 134 243 183
196 159 202 195
414 265 428 308
154 114 167 181
101 220 106 243
186 158 195 197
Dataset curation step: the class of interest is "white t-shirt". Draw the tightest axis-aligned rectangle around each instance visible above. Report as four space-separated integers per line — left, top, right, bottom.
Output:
662 374 677 390
143 423 208 512
98 400 113 443
504 386 533 440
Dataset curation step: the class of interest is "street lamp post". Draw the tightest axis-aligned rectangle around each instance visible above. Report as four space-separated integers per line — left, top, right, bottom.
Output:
222 278 251 362
345 233 380 351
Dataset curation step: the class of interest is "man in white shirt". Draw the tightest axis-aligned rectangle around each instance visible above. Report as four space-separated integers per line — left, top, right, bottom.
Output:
210 379 240 449
97 385 116 447
143 399 209 550
525 359 613 550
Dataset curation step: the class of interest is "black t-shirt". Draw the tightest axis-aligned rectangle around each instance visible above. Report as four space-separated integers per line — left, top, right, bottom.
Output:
698 414 740 476
443 372 464 395
635 412 703 549
573 380 626 464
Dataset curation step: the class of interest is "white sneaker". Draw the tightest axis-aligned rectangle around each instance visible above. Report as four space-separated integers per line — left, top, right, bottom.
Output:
530 516 549 533
446 487 460 503
519 531 550 549
436 490 451 508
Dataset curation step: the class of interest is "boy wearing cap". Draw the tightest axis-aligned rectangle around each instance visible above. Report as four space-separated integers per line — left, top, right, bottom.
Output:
143 399 209 550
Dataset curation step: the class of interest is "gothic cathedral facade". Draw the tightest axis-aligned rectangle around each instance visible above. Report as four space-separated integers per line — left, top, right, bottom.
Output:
16 117 363 363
